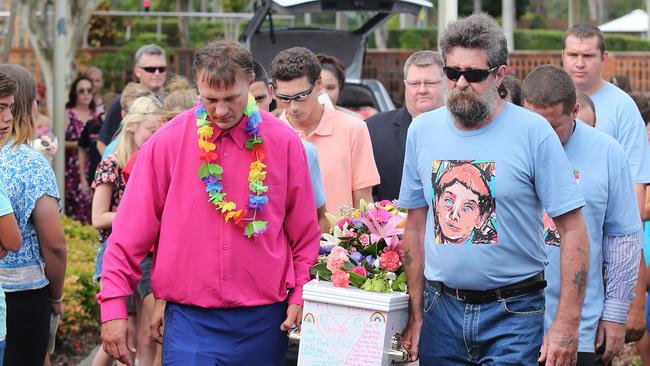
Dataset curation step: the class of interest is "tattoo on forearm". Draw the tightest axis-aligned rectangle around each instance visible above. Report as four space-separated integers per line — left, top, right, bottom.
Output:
572 263 587 295
404 248 413 267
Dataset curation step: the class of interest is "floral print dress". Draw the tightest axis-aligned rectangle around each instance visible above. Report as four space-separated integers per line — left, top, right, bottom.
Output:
64 108 92 224
91 154 125 244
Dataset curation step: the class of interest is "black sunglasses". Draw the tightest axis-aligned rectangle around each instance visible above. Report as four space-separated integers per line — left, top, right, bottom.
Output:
138 66 167 74
275 82 316 103
443 66 499 83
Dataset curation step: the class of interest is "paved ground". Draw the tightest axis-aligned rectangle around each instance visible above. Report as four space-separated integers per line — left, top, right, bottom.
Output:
77 346 419 366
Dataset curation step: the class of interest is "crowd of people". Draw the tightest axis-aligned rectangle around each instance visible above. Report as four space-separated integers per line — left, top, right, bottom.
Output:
1 10 650 366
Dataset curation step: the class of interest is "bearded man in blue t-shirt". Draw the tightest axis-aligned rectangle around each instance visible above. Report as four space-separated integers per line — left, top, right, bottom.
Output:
523 65 642 366
398 14 590 366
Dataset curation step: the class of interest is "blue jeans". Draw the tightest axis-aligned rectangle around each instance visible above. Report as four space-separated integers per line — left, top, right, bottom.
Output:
93 240 107 282
0 338 5 365
419 281 545 365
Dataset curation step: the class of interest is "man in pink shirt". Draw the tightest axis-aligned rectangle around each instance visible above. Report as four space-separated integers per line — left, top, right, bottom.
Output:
270 47 380 214
99 40 321 365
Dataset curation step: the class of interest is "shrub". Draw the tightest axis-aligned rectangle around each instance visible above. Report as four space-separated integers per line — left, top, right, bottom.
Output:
514 29 563 50
55 216 100 354
368 28 650 52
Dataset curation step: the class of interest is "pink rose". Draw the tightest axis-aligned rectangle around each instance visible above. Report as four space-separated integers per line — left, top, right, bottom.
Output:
326 246 349 272
331 270 350 288
378 200 392 207
359 233 370 247
379 251 401 272
337 217 353 230
349 266 368 277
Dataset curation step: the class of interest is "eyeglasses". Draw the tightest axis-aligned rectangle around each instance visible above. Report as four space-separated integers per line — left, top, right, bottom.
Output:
443 66 499 83
77 88 93 95
274 82 316 103
405 80 442 89
138 66 167 74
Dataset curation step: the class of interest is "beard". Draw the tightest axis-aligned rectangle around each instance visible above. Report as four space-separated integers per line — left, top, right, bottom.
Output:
445 79 499 129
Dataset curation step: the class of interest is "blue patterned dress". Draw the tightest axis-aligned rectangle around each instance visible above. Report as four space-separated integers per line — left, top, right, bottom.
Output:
0 142 59 291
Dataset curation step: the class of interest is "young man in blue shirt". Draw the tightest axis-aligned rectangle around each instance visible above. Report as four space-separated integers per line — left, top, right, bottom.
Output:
523 65 642 365
563 25 650 344
399 14 590 366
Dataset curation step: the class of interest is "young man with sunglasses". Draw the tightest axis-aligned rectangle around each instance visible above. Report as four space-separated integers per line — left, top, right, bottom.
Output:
562 24 650 348
97 44 168 156
270 47 380 214
522 65 642 366
398 14 589 366
367 50 445 202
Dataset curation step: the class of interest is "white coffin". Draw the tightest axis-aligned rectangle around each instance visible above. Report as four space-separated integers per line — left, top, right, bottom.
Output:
297 279 410 366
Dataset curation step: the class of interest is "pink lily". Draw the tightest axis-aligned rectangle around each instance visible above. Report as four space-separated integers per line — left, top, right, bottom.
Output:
359 211 405 246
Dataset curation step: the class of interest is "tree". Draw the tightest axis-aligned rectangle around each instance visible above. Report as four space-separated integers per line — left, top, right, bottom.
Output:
18 0 102 116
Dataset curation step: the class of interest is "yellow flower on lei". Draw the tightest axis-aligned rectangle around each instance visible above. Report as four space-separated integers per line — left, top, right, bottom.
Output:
198 139 216 152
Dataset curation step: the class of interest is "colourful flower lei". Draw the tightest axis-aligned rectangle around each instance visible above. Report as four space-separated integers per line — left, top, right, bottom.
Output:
196 94 268 238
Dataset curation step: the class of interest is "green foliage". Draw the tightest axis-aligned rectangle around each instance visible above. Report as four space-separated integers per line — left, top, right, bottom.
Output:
88 1 118 47
368 28 650 51
514 29 564 50
221 0 251 12
520 11 548 29
57 216 100 351
457 0 530 19
84 33 170 91
369 28 438 49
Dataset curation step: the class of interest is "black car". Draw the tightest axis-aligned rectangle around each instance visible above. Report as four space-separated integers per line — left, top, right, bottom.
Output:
241 0 433 114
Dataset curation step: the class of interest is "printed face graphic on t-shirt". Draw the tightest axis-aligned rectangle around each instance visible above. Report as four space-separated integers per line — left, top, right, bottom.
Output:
432 160 497 244
544 169 580 247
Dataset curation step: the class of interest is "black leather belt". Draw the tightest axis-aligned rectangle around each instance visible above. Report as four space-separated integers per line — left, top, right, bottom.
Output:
431 272 546 304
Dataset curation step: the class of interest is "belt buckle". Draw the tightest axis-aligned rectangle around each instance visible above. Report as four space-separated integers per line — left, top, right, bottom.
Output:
455 289 466 302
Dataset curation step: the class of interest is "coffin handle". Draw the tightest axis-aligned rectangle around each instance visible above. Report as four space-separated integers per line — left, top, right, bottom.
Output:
386 333 411 363
288 329 301 344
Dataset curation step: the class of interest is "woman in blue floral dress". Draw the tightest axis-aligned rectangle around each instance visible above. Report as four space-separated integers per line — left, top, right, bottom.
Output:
0 64 66 365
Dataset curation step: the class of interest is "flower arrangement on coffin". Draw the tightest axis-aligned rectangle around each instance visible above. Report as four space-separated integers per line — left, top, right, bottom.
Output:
311 200 408 293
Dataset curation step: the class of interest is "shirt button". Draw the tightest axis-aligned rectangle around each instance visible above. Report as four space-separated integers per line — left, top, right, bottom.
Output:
223 274 230 281
222 244 230 250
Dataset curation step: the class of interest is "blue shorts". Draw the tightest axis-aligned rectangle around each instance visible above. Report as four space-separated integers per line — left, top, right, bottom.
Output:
163 301 288 365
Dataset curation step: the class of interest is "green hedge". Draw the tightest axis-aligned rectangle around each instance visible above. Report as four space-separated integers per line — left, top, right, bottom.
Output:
55 216 101 355
125 19 245 48
369 28 650 51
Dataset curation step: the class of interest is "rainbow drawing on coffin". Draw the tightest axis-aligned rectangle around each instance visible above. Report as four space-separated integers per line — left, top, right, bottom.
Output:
432 160 497 244
370 311 385 323
303 313 315 324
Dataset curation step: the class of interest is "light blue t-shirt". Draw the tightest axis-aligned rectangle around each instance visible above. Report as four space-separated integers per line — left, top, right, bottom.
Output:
302 141 326 209
591 82 650 184
0 178 10 340
543 121 641 352
399 104 585 290
102 136 119 160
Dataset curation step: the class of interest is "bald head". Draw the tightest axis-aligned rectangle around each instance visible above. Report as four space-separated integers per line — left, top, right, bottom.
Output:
86 66 104 94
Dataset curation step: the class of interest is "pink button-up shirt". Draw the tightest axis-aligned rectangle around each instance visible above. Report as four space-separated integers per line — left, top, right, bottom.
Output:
98 108 321 322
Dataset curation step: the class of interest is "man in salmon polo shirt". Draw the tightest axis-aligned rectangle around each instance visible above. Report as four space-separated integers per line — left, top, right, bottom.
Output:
270 47 380 214
98 39 321 365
